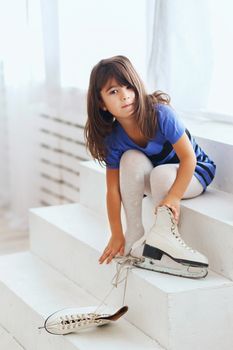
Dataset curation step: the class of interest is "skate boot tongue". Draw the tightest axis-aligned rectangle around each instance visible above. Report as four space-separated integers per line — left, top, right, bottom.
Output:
154 206 179 237
159 206 196 251
156 205 174 221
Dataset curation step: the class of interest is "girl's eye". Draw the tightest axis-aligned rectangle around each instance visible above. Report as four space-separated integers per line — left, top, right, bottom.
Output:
110 89 118 94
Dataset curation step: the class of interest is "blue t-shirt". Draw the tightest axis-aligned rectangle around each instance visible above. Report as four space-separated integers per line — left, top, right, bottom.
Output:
104 103 216 190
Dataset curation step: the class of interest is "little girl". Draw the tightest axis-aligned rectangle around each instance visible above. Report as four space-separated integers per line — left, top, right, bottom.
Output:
85 55 216 278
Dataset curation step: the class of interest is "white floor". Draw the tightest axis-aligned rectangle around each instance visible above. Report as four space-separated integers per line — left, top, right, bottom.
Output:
0 209 30 349
0 209 29 256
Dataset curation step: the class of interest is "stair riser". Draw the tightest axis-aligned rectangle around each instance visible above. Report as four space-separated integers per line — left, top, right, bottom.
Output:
79 161 106 216
168 285 233 350
196 136 233 195
180 206 233 280
30 212 233 350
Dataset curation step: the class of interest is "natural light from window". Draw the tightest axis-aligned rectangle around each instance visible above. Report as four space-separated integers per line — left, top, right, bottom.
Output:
58 0 147 90
207 0 233 117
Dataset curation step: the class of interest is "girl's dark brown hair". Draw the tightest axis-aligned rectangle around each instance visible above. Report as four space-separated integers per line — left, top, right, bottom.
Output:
85 55 170 165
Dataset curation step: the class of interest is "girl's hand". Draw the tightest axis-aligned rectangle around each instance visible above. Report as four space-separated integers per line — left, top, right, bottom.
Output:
99 234 125 264
158 194 181 223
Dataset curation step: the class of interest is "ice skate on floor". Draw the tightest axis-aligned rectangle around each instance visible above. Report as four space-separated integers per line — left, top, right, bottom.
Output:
129 205 209 279
39 305 128 335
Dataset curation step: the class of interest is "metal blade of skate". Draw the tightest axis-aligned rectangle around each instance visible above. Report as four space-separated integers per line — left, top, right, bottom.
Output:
133 255 208 279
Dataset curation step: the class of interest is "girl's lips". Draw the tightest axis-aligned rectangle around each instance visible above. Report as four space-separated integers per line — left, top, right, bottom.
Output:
122 103 133 108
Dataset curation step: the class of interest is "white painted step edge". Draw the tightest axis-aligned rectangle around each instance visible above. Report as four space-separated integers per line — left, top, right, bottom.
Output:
0 324 24 350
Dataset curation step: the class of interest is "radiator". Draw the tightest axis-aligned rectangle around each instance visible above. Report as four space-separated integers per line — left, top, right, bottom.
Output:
37 111 90 206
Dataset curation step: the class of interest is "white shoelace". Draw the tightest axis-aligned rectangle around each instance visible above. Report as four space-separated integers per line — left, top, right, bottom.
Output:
166 207 196 253
59 257 140 330
38 256 140 332
58 312 107 330
93 255 142 314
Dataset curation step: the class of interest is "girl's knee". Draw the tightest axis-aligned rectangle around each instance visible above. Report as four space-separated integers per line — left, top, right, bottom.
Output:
150 164 178 190
119 150 153 185
120 149 148 166
120 150 153 173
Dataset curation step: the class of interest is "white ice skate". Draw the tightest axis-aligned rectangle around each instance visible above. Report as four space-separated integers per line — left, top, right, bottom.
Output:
39 305 128 335
130 205 208 279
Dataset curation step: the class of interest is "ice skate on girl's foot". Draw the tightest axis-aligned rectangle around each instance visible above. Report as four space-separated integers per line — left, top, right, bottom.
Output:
130 205 208 279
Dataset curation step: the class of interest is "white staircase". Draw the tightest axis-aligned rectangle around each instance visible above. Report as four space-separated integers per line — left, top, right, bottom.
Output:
0 325 24 350
0 137 233 349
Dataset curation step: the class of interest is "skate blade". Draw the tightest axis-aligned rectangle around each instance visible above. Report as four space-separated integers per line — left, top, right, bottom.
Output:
143 244 208 268
133 255 208 279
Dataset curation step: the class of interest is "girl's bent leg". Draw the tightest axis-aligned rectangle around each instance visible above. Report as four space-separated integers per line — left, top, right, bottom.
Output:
119 150 153 255
131 164 205 259
149 164 204 208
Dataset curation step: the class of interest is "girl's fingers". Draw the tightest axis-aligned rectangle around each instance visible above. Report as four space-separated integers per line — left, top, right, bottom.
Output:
99 246 124 264
119 246 124 255
172 208 179 223
99 251 109 264
103 245 110 254
166 205 179 223
106 252 115 264
99 248 116 264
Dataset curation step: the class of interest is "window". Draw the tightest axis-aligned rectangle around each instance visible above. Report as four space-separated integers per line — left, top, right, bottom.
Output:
207 0 233 117
58 0 147 89
0 0 45 86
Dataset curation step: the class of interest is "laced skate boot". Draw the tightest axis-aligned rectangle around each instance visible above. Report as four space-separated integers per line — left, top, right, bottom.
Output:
39 305 128 335
130 205 208 279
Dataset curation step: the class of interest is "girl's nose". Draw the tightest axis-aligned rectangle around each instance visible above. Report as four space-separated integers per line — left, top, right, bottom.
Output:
121 89 130 101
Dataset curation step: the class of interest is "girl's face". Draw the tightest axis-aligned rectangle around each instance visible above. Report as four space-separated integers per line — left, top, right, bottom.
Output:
100 77 135 121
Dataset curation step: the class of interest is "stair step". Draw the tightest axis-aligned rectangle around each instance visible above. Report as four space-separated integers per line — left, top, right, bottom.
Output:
0 252 163 350
29 203 233 350
0 324 24 350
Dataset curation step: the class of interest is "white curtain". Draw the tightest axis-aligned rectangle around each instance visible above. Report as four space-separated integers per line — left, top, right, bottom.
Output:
0 0 59 229
146 0 213 112
0 83 9 208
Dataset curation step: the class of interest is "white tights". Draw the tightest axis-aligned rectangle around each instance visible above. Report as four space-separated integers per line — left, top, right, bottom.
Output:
119 150 204 254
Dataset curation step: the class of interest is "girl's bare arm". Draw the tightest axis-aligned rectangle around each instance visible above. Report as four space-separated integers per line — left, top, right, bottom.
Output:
99 168 125 264
106 168 124 236
160 132 197 221
168 132 197 199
